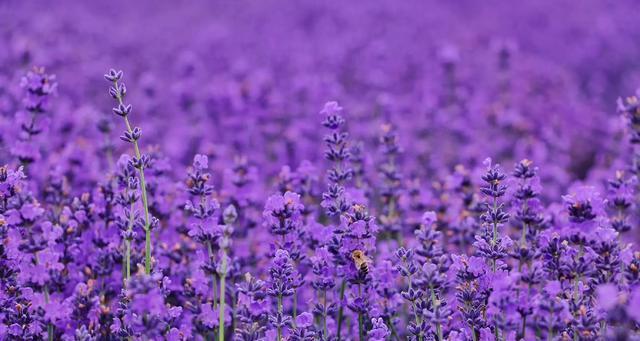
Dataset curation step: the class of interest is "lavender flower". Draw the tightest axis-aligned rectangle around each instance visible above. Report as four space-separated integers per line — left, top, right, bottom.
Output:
268 249 296 340
263 191 304 244
367 317 391 341
320 101 352 217
606 171 635 235
105 69 155 274
377 123 403 237
12 67 57 166
475 159 511 272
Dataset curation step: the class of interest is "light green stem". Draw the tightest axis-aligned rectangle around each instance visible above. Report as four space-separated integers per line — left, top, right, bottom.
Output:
322 289 328 337
336 280 347 340
44 285 53 341
292 289 297 328
386 316 400 341
36 253 53 341
277 295 283 341
124 199 135 281
358 313 364 341
430 286 442 341
144 228 151 274
207 241 218 307
407 269 422 341
125 239 131 279
218 250 227 341
113 80 152 274
491 197 498 272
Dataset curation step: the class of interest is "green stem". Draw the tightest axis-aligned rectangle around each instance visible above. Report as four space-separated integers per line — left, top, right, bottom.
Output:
113 80 152 275
207 241 218 307
36 253 53 341
125 239 131 279
336 280 347 340
122 242 126 282
491 196 498 272
322 289 328 337
407 268 422 341
520 222 528 245
124 198 135 281
232 294 238 334
386 316 400 341
358 313 364 341
144 228 151 274
292 288 298 327
44 286 53 341
277 295 283 341
520 197 529 246
47 322 54 340
218 250 227 341
430 286 442 341
491 197 498 244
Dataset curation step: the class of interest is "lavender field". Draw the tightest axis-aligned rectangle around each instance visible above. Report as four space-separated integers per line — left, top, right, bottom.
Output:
3 1 640 340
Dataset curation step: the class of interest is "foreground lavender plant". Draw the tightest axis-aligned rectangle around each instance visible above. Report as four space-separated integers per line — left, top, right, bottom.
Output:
105 69 155 274
114 155 140 281
319 101 353 340
268 249 296 340
475 159 510 272
219 204 236 341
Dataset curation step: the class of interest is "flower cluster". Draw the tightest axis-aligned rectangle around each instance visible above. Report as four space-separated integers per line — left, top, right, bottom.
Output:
12 67 57 165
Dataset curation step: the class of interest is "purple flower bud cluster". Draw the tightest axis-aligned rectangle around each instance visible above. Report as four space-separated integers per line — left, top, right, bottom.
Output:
320 102 353 217
12 67 57 166
3 1 640 340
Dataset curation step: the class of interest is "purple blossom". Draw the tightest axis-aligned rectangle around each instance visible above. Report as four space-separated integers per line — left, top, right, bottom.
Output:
367 317 391 341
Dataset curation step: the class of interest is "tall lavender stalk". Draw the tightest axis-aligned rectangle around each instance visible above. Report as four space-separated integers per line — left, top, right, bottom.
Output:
185 154 220 314
319 101 353 340
378 123 403 240
618 94 640 179
395 247 425 341
14 68 57 341
114 157 141 281
105 69 154 274
13 67 57 167
320 101 352 218
475 159 510 272
219 204 236 341
268 250 296 341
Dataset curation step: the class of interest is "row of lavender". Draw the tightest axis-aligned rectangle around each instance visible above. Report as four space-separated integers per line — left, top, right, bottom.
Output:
1 65 640 340
3 1 640 340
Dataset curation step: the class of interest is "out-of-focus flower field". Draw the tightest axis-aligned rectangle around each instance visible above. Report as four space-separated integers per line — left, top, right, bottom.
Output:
2 1 640 340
